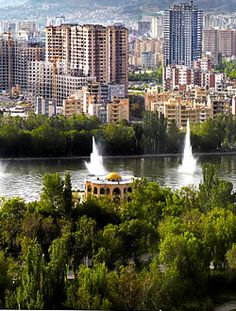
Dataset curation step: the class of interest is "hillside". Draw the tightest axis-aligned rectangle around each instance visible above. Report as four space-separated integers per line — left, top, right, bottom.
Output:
25 0 236 11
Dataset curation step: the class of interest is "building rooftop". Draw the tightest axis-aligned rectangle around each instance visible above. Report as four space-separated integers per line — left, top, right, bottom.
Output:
86 173 135 185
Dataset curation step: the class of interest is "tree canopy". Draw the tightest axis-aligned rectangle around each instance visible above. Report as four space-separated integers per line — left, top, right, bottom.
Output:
0 165 235 310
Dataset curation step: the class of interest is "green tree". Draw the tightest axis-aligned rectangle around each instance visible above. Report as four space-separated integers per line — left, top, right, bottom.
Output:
166 120 181 152
198 163 235 212
66 263 111 310
63 172 73 217
0 251 9 307
94 224 123 267
72 215 97 269
118 262 145 310
16 239 45 309
40 173 64 215
201 208 236 271
226 243 236 270
0 197 27 255
142 111 167 154
45 234 69 308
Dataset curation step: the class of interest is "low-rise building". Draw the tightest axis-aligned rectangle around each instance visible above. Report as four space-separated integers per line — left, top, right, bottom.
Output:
63 84 129 123
145 87 232 128
85 172 134 202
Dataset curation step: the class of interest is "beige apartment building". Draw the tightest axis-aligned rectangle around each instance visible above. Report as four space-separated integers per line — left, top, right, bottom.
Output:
145 88 232 128
203 29 236 57
70 25 108 82
107 98 129 124
218 29 236 57
63 92 84 116
45 24 71 63
45 24 128 88
63 89 129 124
129 38 163 67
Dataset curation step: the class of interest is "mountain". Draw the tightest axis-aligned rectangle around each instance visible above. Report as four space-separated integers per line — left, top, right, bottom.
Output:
26 0 236 10
0 0 235 20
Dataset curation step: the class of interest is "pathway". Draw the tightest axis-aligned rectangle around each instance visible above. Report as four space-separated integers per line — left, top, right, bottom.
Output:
214 301 236 311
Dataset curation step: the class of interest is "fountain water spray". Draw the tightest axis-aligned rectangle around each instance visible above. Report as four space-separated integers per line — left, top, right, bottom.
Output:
178 119 197 174
85 137 107 176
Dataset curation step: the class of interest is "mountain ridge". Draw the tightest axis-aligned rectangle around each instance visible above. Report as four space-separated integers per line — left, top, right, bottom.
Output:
22 0 236 11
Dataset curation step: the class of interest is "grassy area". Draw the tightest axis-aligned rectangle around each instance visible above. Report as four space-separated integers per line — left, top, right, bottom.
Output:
128 89 145 95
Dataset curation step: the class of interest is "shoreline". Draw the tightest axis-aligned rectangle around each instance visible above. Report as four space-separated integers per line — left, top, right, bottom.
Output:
0 151 235 161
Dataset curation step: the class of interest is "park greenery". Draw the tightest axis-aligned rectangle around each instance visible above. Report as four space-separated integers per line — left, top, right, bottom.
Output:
216 58 236 80
129 67 163 83
0 112 234 157
0 164 236 310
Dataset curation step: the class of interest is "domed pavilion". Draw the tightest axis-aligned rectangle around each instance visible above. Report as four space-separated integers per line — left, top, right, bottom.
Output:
85 172 134 201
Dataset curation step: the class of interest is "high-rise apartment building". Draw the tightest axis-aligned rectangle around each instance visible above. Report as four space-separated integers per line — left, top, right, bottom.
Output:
108 25 128 87
0 35 45 91
164 1 203 67
203 29 236 57
218 30 236 57
70 25 108 82
45 24 128 88
45 24 71 63
203 29 218 54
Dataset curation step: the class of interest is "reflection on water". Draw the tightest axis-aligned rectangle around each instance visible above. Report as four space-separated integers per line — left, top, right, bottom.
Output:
0 155 235 201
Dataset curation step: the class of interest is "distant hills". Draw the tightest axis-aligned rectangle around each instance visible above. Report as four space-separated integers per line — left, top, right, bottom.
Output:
24 0 236 11
0 0 235 14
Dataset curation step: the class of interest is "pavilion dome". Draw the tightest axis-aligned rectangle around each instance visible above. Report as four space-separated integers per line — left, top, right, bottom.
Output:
106 172 122 181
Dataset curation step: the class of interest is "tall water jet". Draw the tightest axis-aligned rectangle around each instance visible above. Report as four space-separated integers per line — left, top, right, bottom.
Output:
178 119 197 174
85 137 107 176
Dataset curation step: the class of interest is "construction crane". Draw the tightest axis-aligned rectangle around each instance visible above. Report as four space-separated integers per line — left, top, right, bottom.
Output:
52 57 58 101
7 28 12 92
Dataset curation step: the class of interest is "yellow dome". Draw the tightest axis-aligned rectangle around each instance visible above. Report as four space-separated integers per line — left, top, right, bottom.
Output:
106 172 122 181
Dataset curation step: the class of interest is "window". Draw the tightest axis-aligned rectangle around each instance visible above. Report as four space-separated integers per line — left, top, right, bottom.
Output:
87 185 92 192
100 188 105 194
127 187 132 193
113 188 121 196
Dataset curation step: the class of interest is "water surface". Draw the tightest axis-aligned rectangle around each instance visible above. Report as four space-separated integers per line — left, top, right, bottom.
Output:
0 154 236 201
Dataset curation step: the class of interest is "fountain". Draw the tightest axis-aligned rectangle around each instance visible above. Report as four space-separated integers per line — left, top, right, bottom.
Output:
178 119 197 174
85 137 107 176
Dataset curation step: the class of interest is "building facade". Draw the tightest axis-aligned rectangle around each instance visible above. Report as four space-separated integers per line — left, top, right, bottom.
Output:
45 24 128 90
85 172 134 202
0 35 45 92
164 2 203 67
203 29 236 57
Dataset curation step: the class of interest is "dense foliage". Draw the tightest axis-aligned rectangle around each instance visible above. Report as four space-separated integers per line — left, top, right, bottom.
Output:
216 59 236 80
0 164 236 310
129 67 163 83
0 112 235 157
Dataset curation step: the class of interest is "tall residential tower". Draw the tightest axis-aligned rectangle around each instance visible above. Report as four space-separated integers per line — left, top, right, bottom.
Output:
164 1 203 67
45 24 128 88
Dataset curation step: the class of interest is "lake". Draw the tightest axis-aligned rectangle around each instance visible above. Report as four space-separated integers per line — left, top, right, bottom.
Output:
0 154 236 201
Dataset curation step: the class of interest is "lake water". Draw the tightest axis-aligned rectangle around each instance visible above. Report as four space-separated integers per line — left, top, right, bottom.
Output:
0 154 236 201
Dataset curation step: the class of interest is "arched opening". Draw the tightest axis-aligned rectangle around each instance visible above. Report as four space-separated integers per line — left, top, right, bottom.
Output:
127 187 132 193
124 187 127 194
87 185 92 192
100 188 105 194
113 187 121 196
106 188 110 195
94 187 98 194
